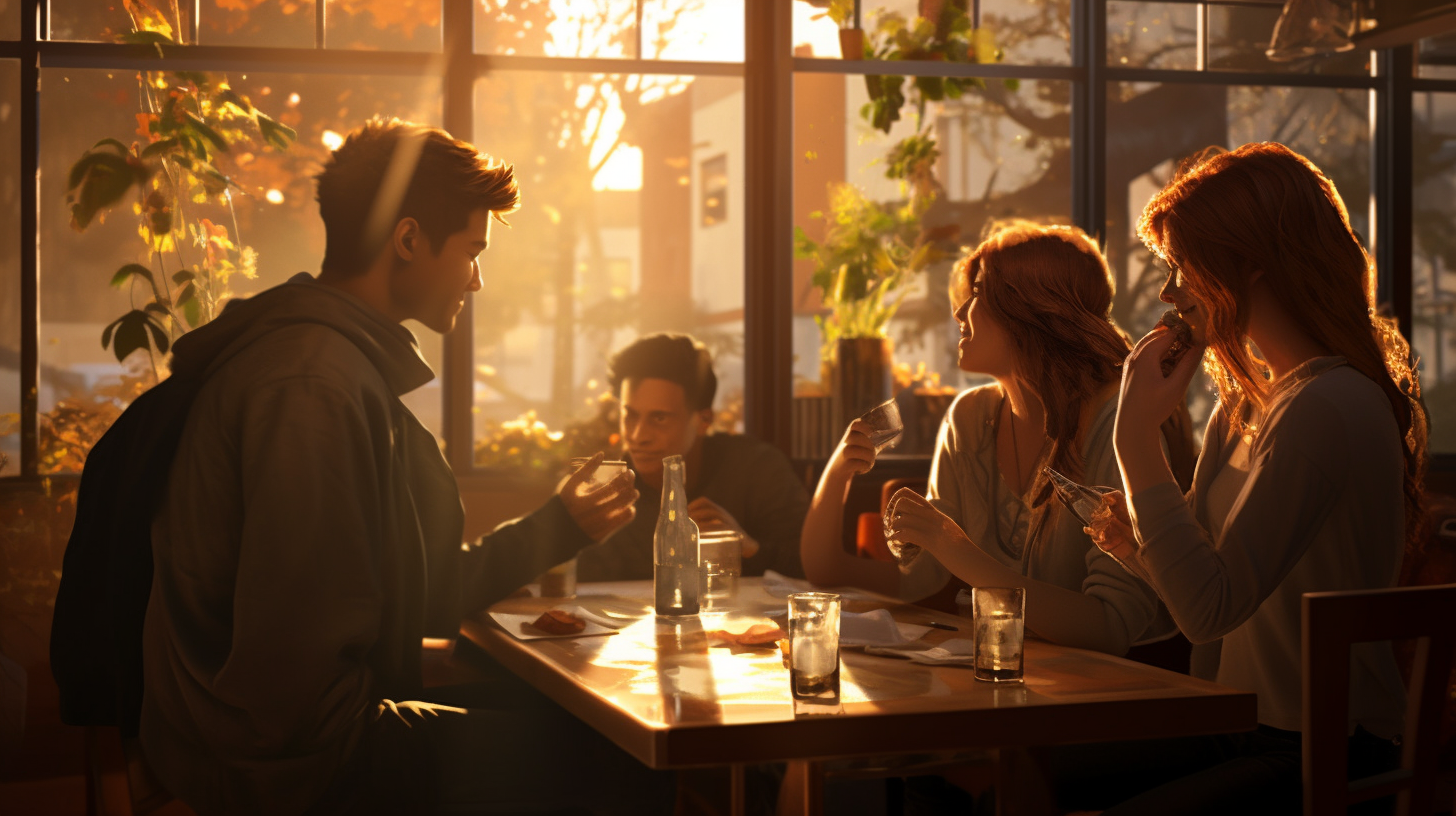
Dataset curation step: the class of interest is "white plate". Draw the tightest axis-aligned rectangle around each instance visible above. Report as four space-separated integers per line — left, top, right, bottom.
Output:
489 610 619 641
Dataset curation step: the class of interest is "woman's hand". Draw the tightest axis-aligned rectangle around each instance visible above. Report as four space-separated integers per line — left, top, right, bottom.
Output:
885 487 971 557
1116 327 1205 442
824 419 877 484
1084 490 1140 572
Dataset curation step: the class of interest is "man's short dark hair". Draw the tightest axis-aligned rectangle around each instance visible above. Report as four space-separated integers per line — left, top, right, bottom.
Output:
608 333 718 412
316 118 520 276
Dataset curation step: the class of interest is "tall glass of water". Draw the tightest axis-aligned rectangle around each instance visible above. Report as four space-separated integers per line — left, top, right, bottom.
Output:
788 592 841 711
972 587 1025 683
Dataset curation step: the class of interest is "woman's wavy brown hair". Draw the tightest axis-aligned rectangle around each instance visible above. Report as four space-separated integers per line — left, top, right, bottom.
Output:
1137 142 1428 552
955 221 1197 523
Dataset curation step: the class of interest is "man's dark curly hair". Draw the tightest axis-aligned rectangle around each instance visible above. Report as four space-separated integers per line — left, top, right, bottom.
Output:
607 333 717 412
316 118 520 276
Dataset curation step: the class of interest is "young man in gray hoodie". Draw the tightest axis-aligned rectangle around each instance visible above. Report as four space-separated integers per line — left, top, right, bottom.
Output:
140 119 670 815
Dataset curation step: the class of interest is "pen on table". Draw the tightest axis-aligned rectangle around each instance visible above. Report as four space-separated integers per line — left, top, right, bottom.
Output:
925 621 959 632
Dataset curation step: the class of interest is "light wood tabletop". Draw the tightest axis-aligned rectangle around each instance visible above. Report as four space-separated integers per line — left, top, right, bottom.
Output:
461 578 1256 814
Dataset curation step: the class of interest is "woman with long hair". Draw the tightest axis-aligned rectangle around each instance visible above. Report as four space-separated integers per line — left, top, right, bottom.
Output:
1064 142 1423 813
799 220 1195 656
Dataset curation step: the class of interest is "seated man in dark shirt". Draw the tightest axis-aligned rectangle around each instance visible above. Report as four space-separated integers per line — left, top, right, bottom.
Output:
575 333 809 581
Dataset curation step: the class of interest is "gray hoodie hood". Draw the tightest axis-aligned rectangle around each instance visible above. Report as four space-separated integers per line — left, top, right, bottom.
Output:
168 273 434 396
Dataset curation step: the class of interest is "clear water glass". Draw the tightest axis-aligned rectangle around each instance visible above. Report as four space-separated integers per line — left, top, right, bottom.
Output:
698 530 742 608
973 587 1025 683
788 592 841 709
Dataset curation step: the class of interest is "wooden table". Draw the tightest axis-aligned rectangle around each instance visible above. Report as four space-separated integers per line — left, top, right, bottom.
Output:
461 579 1256 814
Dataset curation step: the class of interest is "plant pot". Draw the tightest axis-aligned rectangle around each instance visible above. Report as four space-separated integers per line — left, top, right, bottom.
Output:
838 27 865 60
831 337 894 440
919 0 946 23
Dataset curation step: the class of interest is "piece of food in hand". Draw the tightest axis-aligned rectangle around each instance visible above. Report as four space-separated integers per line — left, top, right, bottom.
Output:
529 609 586 635
1158 309 1195 377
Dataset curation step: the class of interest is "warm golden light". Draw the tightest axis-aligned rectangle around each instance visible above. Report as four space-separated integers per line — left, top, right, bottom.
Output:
264 189 285 204
321 129 345 151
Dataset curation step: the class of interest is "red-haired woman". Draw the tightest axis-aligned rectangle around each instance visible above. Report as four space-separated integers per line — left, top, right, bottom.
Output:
1062 142 1422 813
799 221 1195 657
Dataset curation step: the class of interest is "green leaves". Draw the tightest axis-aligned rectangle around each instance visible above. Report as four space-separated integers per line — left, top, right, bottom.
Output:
66 149 153 231
255 112 297 152
100 309 170 363
109 263 156 289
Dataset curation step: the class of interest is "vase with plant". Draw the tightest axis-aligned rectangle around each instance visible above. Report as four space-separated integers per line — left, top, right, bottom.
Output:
810 0 864 59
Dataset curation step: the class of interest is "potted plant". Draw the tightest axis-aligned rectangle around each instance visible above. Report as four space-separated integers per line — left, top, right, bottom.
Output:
811 0 864 59
795 175 942 433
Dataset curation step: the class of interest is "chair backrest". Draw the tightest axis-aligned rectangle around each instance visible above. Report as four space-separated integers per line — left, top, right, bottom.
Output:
1302 583 1456 816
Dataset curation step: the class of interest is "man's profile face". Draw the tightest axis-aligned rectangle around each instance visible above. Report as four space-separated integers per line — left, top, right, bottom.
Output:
619 377 712 482
390 208 491 334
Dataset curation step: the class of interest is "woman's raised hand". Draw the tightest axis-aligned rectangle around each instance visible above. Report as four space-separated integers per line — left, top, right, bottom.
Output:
825 419 877 483
1117 326 1205 440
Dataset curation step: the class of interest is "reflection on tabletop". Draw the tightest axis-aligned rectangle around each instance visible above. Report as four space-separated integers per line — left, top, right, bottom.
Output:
471 576 1213 729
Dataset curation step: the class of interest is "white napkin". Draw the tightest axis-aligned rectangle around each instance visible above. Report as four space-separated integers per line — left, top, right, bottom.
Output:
761 570 879 602
865 637 978 666
839 609 931 648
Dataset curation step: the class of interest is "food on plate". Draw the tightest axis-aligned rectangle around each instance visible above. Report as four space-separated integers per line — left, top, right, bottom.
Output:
529 609 586 635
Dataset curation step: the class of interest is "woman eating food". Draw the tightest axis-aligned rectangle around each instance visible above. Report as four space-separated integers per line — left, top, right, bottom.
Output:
1062 142 1422 814
798 220 1195 657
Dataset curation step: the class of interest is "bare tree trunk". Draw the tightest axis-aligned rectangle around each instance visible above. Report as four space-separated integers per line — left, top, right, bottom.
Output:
551 210 579 427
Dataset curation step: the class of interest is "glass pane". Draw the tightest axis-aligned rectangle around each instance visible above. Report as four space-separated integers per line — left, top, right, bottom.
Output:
1420 34 1456 80
642 0 743 62
471 73 746 471
1207 3 1367 75
791 0 844 59
326 0 440 50
48 0 194 43
1107 1 1197 69
2 0 19 40
1414 92 1456 453
0 61 18 475
1107 82 1370 428
199 0 316 48
795 0 1068 65
477 0 635 58
37 68 443 472
792 72 1072 427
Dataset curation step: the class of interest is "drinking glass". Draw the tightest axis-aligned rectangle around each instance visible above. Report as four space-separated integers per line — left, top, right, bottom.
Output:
698 530 742 608
859 398 904 455
538 559 577 598
972 587 1025 683
788 592 841 709
881 491 922 566
569 457 631 493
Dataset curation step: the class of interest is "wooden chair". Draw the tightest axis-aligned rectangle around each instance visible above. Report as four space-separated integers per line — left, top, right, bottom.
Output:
1302 583 1456 816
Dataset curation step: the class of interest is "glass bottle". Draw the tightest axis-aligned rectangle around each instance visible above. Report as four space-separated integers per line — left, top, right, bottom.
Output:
654 454 700 616
1043 466 1119 527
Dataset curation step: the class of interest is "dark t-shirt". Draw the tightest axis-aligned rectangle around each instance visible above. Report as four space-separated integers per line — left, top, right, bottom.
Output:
575 433 809 581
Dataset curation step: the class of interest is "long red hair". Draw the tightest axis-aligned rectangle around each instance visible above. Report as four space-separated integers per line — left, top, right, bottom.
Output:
957 221 1196 512
1137 142 1428 551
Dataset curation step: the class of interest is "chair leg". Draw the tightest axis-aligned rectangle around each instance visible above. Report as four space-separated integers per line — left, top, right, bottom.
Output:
777 760 823 816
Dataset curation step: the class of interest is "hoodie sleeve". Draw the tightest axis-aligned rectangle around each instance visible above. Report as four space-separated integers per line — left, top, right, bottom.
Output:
459 497 595 614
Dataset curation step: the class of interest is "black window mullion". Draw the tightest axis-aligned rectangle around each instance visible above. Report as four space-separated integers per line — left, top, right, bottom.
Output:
1073 0 1108 246
1371 46 1415 337
17 0 41 478
441 0 475 474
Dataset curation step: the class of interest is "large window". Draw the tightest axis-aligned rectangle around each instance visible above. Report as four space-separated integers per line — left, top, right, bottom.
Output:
1 0 1452 480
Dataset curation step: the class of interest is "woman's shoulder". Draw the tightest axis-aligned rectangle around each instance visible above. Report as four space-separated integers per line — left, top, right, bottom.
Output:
938 383 1000 454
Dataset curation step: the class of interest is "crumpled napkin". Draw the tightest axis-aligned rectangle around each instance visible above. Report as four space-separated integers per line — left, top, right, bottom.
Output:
562 606 628 630
865 637 978 666
840 609 931 648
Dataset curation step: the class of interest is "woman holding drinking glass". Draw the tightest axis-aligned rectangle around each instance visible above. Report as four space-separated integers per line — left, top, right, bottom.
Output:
799 220 1195 657
1058 142 1421 814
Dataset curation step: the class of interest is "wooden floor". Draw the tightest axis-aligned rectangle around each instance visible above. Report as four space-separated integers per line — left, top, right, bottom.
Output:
0 774 87 816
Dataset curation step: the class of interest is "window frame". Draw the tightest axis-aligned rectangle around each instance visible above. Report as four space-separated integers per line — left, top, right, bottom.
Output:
2 0 1452 484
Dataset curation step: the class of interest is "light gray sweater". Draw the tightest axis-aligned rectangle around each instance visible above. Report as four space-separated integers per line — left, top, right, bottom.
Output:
901 384 1173 655
1128 357 1408 737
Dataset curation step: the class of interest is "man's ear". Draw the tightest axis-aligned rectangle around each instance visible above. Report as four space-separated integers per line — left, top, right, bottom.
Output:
694 408 714 434
392 217 420 262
